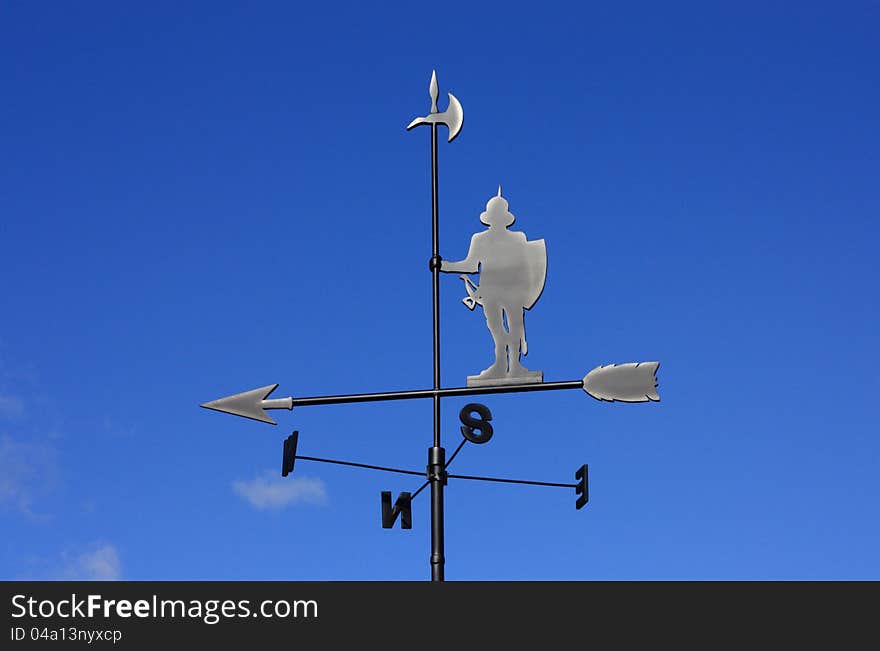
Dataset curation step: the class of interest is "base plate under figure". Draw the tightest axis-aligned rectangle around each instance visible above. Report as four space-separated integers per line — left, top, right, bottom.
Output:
466 370 543 388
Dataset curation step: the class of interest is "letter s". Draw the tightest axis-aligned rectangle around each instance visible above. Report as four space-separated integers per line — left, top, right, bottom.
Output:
459 403 493 444
11 595 26 617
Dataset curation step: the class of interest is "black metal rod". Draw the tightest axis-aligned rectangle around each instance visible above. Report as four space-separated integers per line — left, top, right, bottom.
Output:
444 437 468 469
411 480 430 500
291 380 584 408
294 455 424 478
429 122 445 582
432 123 441 449
446 473 578 489
429 445 445 581
295 454 576 489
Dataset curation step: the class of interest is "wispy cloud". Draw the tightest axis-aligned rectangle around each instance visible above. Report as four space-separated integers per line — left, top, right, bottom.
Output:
61 544 122 580
0 394 24 418
233 471 327 510
0 435 59 517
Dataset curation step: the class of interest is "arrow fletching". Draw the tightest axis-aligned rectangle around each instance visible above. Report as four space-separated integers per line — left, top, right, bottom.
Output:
582 362 660 403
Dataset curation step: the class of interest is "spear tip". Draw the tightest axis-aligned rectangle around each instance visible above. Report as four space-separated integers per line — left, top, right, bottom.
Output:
429 70 439 113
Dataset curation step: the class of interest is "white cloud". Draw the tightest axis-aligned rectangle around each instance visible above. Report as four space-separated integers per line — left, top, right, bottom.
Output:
0 394 24 418
61 544 122 581
0 435 58 516
233 471 327 510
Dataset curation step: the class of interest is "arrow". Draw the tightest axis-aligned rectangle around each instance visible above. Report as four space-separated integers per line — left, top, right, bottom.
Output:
200 384 292 425
200 362 660 424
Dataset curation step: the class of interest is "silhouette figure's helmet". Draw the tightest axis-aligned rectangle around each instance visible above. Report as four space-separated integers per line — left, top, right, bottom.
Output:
480 185 516 227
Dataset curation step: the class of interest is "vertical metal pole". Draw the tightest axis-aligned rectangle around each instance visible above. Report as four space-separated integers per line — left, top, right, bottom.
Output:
431 128 441 446
429 446 445 581
429 122 445 581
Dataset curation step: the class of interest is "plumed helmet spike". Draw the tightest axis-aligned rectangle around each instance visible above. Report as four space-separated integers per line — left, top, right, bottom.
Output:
481 185 515 227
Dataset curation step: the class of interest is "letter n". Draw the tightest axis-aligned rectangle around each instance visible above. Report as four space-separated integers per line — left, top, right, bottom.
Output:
381 491 412 529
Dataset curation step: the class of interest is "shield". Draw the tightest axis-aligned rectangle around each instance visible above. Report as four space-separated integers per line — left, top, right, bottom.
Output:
522 238 547 310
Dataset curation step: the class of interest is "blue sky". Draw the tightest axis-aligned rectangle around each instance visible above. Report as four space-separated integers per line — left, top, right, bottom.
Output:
2 1 878 580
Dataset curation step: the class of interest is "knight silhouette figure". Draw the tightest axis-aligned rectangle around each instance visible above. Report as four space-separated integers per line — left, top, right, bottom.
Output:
441 187 546 386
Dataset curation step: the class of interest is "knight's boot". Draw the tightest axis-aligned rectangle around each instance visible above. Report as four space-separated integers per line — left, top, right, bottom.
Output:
507 345 543 382
476 342 507 378
508 355 531 376
467 342 543 386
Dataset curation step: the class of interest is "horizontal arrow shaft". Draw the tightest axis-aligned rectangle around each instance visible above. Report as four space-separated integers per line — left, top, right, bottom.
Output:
291 380 584 408
201 363 660 424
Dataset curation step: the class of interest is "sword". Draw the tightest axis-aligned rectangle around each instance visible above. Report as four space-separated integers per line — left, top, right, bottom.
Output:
461 274 479 310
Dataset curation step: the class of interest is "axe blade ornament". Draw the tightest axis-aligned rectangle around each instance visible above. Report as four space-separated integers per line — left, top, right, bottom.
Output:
406 71 464 143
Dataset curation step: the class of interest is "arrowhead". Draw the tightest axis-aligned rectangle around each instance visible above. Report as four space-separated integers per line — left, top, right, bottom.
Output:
201 384 284 425
583 362 660 403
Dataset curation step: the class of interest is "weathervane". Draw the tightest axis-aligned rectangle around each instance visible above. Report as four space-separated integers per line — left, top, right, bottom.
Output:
201 71 661 581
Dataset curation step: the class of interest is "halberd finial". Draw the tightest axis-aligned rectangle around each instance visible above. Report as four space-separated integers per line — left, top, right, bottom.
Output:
429 70 439 114
406 71 464 143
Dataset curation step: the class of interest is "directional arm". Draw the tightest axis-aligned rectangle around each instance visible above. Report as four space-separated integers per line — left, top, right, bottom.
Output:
200 362 660 425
